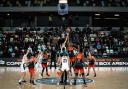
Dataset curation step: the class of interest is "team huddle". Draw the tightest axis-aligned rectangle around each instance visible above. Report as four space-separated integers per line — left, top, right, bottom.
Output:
18 28 97 86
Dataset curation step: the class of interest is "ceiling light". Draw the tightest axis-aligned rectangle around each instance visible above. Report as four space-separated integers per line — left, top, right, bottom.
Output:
59 0 67 3
95 13 100 16
7 13 10 16
114 14 120 17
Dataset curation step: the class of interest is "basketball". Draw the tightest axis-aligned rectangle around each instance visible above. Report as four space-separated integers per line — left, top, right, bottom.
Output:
66 27 71 33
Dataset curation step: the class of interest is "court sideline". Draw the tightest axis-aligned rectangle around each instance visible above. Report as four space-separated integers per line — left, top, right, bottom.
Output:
0 67 128 89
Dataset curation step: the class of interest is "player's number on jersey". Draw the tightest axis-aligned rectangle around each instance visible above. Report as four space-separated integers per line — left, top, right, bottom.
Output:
63 59 67 63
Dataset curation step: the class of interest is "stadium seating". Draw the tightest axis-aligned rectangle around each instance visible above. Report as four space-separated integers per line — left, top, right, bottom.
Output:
0 27 127 58
0 0 128 7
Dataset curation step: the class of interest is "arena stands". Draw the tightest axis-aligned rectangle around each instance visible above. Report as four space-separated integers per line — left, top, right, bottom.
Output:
0 0 128 7
0 26 127 58
0 0 128 59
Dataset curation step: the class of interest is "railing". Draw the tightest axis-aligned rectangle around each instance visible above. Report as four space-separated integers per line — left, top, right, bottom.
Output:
0 6 128 12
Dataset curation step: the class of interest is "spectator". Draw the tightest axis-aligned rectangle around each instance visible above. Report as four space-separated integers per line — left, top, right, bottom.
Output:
48 15 53 26
16 0 21 7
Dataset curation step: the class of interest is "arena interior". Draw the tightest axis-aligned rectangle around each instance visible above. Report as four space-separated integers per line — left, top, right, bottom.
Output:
0 0 128 89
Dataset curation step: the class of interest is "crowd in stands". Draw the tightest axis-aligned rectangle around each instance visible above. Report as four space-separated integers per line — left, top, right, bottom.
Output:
0 26 128 58
0 0 58 7
0 0 128 7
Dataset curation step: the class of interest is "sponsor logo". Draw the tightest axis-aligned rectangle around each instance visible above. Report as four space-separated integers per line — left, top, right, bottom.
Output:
0 60 5 65
99 62 111 65
97 62 128 66
6 62 21 66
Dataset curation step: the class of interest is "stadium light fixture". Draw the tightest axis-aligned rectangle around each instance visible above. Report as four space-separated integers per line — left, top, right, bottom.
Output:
59 0 68 3
114 14 120 17
95 13 100 16
7 13 10 16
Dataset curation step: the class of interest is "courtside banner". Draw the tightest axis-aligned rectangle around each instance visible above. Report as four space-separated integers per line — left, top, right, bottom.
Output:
0 58 21 67
0 59 6 66
0 58 128 67
84 61 128 67
85 58 128 67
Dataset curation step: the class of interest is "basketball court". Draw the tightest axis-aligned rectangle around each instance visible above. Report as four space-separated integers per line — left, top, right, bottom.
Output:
0 67 128 89
0 0 128 89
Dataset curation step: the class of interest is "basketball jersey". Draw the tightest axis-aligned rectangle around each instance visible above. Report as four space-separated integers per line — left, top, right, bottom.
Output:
20 54 28 72
22 55 27 64
68 47 74 58
89 60 95 65
61 56 69 71
38 54 43 63
76 53 83 59
68 51 74 58
88 57 95 65
28 57 36 68
42 54 48 64
75 53 84 68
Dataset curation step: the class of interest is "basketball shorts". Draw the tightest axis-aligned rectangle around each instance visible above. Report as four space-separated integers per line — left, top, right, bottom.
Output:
74 67 84 74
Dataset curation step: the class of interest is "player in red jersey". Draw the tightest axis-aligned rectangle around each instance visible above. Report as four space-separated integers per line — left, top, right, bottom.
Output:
41 51 50 77
86 52 96 77
27 54 37 85
74 49 87 85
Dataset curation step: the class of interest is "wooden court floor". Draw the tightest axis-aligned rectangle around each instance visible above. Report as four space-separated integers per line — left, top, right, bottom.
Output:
0 67 128 89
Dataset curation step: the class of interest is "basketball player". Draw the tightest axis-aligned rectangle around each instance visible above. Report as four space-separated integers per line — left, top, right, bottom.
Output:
86 52 96 77
74 49 87 85
59 27 70 49
27 54 37 85
59 35 70 83
57 52 72 85
18 51 28 85
35 51 42 72
57 29 70 84
65 27 71 45
41 51 50 77
67 43 75 76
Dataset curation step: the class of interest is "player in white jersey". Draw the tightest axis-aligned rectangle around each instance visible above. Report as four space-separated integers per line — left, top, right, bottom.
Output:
18 51 28 85
57 52 72 85
35 51 43 72
61 55 70 71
